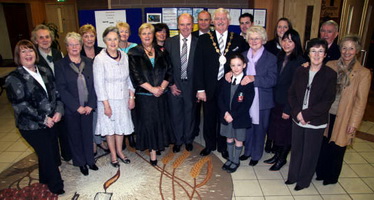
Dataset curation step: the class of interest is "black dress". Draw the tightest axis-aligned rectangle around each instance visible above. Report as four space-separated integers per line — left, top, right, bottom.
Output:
128 45 174 151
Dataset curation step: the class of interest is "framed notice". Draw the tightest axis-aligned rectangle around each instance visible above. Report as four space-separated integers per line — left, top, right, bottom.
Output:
95 10 126 47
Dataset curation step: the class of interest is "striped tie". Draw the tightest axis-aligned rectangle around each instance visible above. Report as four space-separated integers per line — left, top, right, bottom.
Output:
181 38 188 79
217 34 225 80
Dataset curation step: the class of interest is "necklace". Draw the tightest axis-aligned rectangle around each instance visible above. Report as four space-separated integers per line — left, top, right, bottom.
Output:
106 49 120 60
143 45 153 56
208 32 234 65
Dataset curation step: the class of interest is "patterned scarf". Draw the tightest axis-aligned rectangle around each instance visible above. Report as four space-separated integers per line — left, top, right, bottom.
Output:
69 61 88 106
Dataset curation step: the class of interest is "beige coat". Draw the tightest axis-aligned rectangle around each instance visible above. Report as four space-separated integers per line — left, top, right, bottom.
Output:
325 60 371 147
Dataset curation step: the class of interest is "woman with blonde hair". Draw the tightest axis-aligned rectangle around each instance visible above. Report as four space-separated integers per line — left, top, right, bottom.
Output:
117 22 137 53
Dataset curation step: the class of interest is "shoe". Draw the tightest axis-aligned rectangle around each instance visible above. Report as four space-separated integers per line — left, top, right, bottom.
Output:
173 145 181 153
316 176 324 181
226 162 240 173
263 154 279 164
249 159 258 166
221 150 229 160
185 143 193 151
89 164 99 170
94 152 97 156
285 180 295 185
200 148 211 156
269 159 286 171
150 159 158 166
119 157 131 164
98 143 110 153
222 160 232 171
110 160 120 168
79 165 89 176
128 134 136 148
323 180 337 185
294 185 305 191
239 155 250 161
51 189 65 195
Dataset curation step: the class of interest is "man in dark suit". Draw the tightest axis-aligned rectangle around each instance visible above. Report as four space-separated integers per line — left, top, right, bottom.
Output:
192 10 212 38
194 8 249 157
239 13 254 39
165 13 197 153
31 24 72 162
319 20 340 63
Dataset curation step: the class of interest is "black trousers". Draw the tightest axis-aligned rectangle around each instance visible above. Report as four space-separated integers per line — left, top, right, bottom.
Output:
316 114 347 183
65 112 95 166
287 122 324 188
20 128 64 193
55 117 72 161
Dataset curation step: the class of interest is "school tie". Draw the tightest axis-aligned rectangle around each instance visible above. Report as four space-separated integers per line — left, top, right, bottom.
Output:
181 38 188 79
217 34 225 80
232 78 236 85
47 55 53 62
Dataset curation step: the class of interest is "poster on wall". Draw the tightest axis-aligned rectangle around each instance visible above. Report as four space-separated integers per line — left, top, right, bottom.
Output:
193 8 204 23
229 9 241 25
253 9 266 27
95 10 126 47
178 8 193 17
147 13 162 24
162 8 178 29
241 9 254 16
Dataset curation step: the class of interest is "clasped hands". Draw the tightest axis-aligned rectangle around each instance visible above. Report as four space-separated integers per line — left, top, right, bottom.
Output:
44 112 62 128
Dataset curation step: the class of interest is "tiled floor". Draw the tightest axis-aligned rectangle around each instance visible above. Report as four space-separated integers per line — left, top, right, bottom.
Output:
1 92 374 200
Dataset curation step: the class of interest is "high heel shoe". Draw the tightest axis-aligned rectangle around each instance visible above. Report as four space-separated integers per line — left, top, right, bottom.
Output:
119 157 131 164
98 144 110 153
110 160 120 168
150 159 157 166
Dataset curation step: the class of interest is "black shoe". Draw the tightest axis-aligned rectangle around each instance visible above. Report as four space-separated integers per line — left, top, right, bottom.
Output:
239 155 250 161
79 165 89 176
269 159 286 171
323 180 337 185
249 159 258 166
221 150 229 160
98 144 110 153
185 143 193 151
110 160 120 168
294 185 305 191
150 159 157 166
285 180 295 185
226 162 240 173
119 157 131 164
173 145 181 153
128 134 136 148
263 154 279 164
89 164 99 170
222 160 232 171
200 148 211 156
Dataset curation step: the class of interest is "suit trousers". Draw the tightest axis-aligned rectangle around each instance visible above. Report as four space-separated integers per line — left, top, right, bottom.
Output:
243 109 271 161
55 117 72 161
20 128 64 193
65 112 95 166
168 81 196 145
316 114 347 183
287 122 324 188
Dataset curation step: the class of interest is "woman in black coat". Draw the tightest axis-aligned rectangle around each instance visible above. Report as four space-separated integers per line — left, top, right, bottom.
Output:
265 29 305 171
5 40 64 195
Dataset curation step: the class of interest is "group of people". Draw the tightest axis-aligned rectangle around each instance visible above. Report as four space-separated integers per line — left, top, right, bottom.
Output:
4 7 371 195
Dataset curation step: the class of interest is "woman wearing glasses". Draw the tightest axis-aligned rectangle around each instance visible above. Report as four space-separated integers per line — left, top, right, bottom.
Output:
285 38 337 191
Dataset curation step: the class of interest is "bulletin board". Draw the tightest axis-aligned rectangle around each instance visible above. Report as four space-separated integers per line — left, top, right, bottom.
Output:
78 8 142 46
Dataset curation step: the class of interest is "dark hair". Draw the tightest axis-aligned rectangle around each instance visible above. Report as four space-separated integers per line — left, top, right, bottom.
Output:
305 38 328 56
14 40 39 66
239 13 254 23
274 18 293 39
278 29 303 61
154 23 170 38
229 53 247 65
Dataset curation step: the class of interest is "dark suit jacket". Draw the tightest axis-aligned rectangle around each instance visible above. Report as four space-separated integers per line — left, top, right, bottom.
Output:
325 42 340 63
164 34 197 100
194 31 249 100
274 55 305 114
5 65 64 130
80 46 103 59
55 56 97 115
36 48 63 74
218 77 255 128
264 38 281 56
288 65 337 125
242 49 277 110
128 45 173 93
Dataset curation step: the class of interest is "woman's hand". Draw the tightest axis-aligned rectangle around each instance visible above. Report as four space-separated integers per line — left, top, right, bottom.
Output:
225 71 233 83
77 106 86 114
224 112 233 123
45 117 55 128
128 98 135 109
241 75 255 85
52 112 62 123
151 86 163 97
302 62 309 68
84 106 93 115
347 126 357 134
104 105 112 118
282 113 290 120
